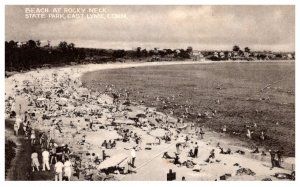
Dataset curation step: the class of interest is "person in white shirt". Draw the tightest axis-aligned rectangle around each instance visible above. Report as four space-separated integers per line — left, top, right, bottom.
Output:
14 116 21 136
42 149 50 171
31 150 40 172
131 147 136 168
63 157 72 181
54 160 64 181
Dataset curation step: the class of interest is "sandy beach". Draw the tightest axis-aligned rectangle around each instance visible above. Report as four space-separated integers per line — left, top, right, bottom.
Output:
5 61 295 181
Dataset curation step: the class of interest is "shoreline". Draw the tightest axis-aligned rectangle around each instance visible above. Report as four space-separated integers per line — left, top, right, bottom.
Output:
80 61 295 156
5 59 295 78
5 60 295 180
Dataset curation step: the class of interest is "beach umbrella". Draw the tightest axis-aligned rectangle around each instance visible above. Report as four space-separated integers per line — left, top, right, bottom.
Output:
148 117 160 127
123 100 131 106
65 105 75 110
120 124 134 131
126 112 137 119
77 88 89 96
136 113 147 118
177 123 188 130
23 80 30 86
96 117 111 125
98 94 114 104
114 118 136 125
97 153 128 170
37 97 46 101
177 136 186 143
58 97 68 105
113 112 124 118
45 91 52 96
150 129 166 137
56 89 64 94
167 116 177 123
72 92 80 99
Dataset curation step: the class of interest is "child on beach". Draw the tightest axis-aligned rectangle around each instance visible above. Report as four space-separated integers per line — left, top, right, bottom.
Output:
31 149 40 172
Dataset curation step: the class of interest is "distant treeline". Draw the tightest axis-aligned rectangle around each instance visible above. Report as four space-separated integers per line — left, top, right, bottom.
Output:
5 40 295 73
5 40 193 72
5 40 86 72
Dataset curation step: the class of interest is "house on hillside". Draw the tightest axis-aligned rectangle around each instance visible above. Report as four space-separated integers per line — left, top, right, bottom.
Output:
219 52 225 58
192 50 204 61
213 51 219 57
244 51 250 58
286 53 294 60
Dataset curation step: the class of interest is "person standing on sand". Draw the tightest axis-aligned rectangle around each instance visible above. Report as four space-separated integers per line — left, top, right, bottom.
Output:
14 116 21 136
63 157 72 181
10 100 16 118
277 147 284 168
76 120 81 134
49 142 57 165
246 128 252 139
31 149 40 172
176 143 181 154
54 160 64 181
269 149 276 169
260 131 265 141
194 142 199 158
49 123 55 140
131 147 136 168
30 129 36 145
199 128 205 139
42 149 50 171
40 132 47 148
222 125 227 133
102 150 110 161
89 118 93 130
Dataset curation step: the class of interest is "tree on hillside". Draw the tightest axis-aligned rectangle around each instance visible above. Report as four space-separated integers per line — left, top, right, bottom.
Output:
187 46 193 53
68 43 75 51
46 40 51 47
165 49 173 55
238 49 244 56
136 47 142 58
36 40 41 47
141 48 148 57
244 47 250 53
178 49 190 58
27 40 37 48
58 41 68 51
6 40 18 48
233 45 240 52
112 50 126 58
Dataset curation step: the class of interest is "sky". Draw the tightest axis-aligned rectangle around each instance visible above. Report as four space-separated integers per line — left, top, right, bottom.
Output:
5 5 295 51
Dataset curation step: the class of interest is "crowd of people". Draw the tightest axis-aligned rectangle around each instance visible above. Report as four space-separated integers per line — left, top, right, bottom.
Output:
5 67 292 181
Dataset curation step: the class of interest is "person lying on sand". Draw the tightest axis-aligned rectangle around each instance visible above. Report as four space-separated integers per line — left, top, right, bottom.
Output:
182 159 196 168
251 146 260 154
162 152 175 159
219 147 232 154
